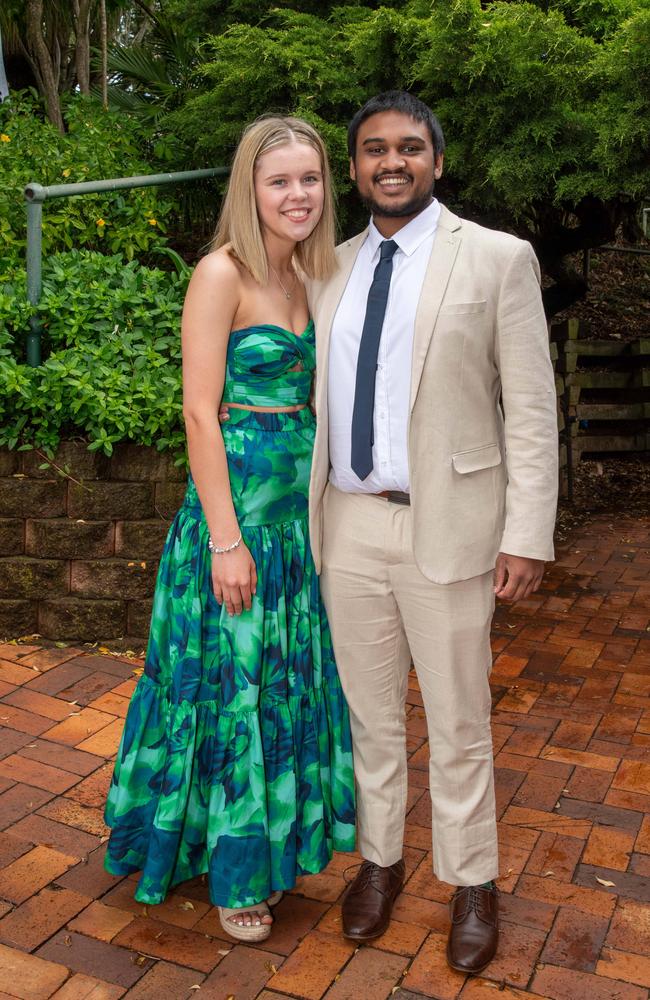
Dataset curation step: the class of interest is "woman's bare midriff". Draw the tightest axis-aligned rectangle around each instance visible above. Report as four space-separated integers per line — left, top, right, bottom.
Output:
223 403 307 413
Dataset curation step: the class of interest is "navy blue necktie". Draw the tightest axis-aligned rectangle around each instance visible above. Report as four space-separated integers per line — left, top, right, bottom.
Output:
351 239 399 480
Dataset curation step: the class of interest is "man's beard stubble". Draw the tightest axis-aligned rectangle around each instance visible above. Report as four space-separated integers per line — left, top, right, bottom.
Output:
360 178 435 219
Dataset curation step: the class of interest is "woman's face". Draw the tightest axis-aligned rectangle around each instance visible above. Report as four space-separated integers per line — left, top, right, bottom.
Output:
254 140 325 246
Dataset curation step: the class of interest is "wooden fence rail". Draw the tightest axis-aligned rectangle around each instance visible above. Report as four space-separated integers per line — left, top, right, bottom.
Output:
550 319 649 497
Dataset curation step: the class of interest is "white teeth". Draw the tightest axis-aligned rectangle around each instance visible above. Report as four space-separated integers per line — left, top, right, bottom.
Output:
285 210 309 218
378 178 408 186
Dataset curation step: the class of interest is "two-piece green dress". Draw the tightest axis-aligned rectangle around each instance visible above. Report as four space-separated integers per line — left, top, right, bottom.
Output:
104 320 356 908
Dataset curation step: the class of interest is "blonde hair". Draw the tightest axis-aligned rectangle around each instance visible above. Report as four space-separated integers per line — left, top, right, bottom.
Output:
212 115 337 284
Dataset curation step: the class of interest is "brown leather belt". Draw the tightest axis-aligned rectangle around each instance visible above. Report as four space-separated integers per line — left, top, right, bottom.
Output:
375 490 411 506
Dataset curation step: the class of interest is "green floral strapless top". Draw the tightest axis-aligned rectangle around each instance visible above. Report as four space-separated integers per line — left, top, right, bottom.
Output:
222 320 315 407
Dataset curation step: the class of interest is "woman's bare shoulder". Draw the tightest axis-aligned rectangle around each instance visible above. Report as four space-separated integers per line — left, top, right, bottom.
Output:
192 245 242 284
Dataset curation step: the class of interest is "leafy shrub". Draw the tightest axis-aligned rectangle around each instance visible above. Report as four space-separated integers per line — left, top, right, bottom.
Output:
0 92 174 269
0 250 188 458
171 2 650 250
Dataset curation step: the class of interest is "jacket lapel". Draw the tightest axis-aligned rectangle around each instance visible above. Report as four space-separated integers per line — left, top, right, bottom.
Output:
314 229 368 420
409 205 462 412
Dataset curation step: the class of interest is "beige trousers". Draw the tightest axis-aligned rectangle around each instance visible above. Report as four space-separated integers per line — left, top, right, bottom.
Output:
320 485 499 886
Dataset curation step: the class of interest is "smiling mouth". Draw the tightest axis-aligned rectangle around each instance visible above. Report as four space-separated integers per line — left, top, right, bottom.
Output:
375 174 411 190
283 208 311 220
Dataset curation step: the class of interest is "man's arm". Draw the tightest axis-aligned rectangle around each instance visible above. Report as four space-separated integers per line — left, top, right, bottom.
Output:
494 240 559 600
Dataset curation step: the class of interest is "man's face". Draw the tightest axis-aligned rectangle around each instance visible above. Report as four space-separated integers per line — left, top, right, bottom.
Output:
350 110 443 225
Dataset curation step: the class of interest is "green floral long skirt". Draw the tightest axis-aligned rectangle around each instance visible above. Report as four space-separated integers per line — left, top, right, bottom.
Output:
104 407 356 907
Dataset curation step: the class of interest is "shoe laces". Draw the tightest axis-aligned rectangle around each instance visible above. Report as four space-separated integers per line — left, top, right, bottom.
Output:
468 886 483 910
453 884 494 921
344 860 385 891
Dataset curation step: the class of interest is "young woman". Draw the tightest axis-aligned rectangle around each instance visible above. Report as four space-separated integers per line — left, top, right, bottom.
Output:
104 117 356 942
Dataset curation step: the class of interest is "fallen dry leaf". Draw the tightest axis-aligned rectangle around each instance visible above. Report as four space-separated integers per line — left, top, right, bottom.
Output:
595 876 616 887
179 900 195 911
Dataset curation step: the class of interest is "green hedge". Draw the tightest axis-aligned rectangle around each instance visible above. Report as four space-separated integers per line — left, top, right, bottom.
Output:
0 92 174 269
0 250 188 459
0 93 189 460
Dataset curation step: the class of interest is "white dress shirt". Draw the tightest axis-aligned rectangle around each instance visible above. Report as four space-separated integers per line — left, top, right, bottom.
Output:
328 199 440 493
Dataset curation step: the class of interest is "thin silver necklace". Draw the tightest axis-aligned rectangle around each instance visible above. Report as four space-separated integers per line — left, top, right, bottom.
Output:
269 263 296 300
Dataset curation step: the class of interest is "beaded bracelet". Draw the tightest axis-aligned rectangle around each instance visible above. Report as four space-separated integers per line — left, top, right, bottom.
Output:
208 531 242 555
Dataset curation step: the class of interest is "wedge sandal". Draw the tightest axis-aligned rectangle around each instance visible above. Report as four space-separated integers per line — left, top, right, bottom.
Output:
218 900 273 942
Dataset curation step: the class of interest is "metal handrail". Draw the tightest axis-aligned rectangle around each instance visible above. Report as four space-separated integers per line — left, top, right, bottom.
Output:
23 166 229 366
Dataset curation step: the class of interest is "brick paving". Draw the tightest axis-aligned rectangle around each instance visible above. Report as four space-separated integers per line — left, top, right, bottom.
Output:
0 513 648 1000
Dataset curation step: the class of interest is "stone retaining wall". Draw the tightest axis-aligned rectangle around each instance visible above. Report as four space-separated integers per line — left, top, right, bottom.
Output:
0 442 186 643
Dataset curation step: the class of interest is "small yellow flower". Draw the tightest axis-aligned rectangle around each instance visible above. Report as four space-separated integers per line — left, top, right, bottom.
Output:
148 218 157 226
62 168 71 177
96 218 105 227
0 134 10 143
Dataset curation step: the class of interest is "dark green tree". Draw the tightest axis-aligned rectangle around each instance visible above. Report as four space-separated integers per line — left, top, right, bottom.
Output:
169 0 649 315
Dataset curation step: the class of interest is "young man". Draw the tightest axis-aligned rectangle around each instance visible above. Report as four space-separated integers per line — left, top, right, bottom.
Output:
308 91 558 973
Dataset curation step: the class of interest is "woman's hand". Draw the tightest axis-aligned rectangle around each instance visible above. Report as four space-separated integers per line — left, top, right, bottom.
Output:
212 543 257 615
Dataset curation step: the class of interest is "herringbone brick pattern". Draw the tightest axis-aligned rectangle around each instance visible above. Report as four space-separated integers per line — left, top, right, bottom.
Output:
0 513 648 999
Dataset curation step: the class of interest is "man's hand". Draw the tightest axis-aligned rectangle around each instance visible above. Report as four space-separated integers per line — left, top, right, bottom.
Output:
494 552 545 603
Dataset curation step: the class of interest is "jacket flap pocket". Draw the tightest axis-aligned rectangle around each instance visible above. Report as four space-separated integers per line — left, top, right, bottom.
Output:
439 299 487 316
452 443 502 474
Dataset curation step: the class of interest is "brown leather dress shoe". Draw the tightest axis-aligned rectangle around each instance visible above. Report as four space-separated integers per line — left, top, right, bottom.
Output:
446 884 499 973
341 859 405 940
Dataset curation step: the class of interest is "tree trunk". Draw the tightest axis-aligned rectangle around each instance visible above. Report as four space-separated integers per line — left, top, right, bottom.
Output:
100 0 108 109
72 0 92 95
25 0 64 132
532 197 622 319
0 27 10 103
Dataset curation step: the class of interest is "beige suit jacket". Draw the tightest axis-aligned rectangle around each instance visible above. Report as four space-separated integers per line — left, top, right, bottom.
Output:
308 204 559 585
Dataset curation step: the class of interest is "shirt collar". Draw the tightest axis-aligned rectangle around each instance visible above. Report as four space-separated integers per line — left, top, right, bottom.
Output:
366 198 441 261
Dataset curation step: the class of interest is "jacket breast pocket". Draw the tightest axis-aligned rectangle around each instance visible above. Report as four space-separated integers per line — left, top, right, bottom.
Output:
451 443 502 474
439 300 487 316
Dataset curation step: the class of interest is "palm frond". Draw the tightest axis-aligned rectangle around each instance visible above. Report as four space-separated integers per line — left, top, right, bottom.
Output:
108 43 170 86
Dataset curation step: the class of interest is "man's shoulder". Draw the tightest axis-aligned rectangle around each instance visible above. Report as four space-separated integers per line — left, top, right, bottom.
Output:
447 209 531 258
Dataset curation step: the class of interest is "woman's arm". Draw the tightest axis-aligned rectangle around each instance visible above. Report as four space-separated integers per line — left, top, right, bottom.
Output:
181 252 257 615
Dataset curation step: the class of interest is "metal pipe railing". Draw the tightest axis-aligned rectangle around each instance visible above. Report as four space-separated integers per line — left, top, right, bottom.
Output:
23 166 229 366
